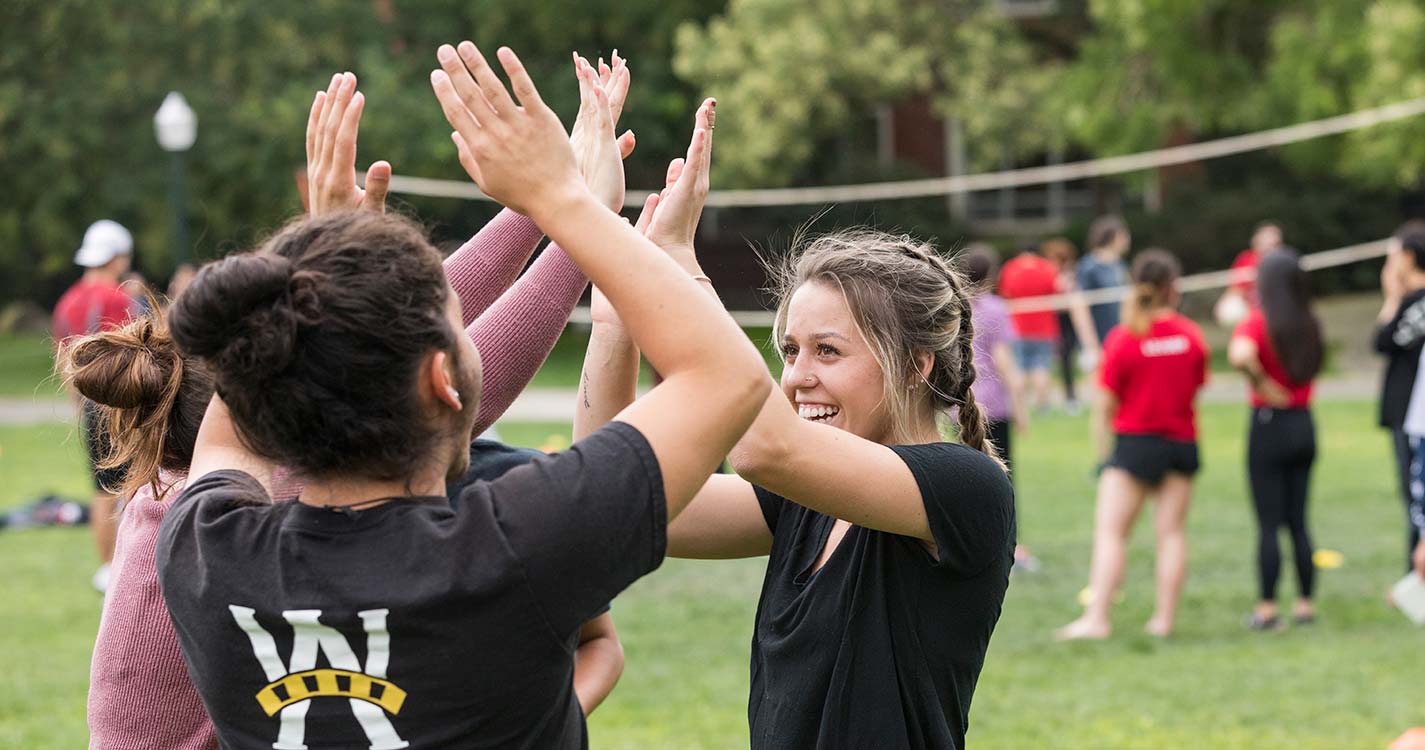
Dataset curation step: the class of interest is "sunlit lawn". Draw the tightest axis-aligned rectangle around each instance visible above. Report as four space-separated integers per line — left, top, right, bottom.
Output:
0 401 1418 748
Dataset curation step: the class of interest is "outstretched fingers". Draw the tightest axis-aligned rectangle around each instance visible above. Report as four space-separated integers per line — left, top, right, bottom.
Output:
320 73 356 173
305 90 326 165
332 90 366 176
456 41 516 117
430 70 484 151
634 192 661 235
606 62 630 126
496 46 544 110
449 131 483 186
437 44 493 127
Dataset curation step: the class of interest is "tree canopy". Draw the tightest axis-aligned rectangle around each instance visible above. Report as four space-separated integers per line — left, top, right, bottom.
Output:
8 0 1425 307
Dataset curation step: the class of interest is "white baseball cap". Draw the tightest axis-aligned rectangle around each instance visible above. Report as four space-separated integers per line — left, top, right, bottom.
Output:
74 220 134 268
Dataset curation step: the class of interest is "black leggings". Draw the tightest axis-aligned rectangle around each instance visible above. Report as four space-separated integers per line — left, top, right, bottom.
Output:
1392 429 1420 572
1057 311 1077 402
1248 407 1317 601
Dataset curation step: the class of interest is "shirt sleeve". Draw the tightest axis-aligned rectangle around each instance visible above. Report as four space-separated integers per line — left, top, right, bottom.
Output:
1098 329 1131 396
155 471 271 589
890 444 1015 578
752 485 784 534
486 421 666 635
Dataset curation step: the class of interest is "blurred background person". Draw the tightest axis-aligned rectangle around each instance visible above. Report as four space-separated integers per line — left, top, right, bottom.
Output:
1230 250 1324 630
50 218 140 593
1215 221 1284 326
1056 250 1207 640
1374 220 1425 577
1042 237 1086 414
1077 215 1131 350
999 241 1060 411
964 243 1036 570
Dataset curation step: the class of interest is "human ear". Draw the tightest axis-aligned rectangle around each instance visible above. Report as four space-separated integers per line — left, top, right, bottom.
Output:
427 350 463 411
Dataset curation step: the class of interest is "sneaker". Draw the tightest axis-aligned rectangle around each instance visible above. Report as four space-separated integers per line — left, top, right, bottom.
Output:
91 563 111 594
1244 612 1281 631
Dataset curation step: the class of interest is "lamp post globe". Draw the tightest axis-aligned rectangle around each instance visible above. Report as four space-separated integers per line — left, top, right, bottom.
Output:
153 92 196 266
154 92 197 152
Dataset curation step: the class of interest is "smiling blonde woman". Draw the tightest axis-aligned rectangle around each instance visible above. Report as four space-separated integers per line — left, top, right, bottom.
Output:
579 113 1014 748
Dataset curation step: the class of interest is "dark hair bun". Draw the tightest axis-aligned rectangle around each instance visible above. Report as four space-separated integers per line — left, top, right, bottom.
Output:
169 252 313 380
66 316 179 410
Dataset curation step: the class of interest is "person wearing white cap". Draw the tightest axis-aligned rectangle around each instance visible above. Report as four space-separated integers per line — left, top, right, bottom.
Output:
52 219 140 594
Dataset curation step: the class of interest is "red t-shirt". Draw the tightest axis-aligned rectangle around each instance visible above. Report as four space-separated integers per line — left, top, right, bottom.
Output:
997 254 1061 341
52 279 135 343
1230 249 1258 299
1233 309 1312 409
1099 313 1209 442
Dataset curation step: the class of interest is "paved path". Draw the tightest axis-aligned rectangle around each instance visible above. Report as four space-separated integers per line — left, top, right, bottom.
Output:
0 373 1382 428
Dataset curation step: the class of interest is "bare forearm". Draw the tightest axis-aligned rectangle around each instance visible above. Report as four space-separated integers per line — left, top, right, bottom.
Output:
573 616 624 714
531 192 761 390
1091 394 1112 463
1069 299 1100 351
574 322 640 441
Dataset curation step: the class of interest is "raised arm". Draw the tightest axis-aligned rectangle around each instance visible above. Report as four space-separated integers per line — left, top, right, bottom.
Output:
430 43 767 516
446 59 634 326
462 56 637 433
186 396 277 491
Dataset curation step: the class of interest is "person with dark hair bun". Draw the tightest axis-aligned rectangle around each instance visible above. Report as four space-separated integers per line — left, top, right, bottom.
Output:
157 44 768 748
1057 249 1208 640
1229 250 1323 630
1375 219 1425 575
80 62 637 749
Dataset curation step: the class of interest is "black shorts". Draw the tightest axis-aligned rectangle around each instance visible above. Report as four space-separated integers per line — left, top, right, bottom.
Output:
1107 433 1199 486
83 400 127 493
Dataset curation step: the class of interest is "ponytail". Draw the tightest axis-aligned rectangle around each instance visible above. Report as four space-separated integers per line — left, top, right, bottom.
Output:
1122 249 1182 337
59 310 214 500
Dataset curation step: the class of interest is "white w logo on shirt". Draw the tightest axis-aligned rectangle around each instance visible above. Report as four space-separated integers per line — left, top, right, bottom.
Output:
229 605 409 750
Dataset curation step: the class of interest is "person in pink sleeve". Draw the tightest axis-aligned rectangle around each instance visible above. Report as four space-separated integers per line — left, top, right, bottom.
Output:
75 59 634 749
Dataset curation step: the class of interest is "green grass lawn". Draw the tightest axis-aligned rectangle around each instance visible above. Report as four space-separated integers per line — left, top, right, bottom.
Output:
0 333 64 397
1 402 1418 748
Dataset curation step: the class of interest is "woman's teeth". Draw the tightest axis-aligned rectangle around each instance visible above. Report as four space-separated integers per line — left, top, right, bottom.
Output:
798 404 840 422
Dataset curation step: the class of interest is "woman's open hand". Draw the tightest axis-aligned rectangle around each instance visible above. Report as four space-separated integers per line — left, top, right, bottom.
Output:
430 43 585 218
306 72 391 216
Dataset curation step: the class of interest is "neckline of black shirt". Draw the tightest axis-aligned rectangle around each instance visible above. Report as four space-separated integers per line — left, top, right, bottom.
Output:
282 493 452 533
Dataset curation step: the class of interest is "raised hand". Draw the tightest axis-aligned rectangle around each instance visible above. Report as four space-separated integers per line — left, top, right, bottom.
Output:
430 43 585 218
644 98 716 262
306 72 391 216
569 53 633 211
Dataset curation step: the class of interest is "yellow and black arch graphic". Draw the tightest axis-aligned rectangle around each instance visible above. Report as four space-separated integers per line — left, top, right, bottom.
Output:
255 669 407 717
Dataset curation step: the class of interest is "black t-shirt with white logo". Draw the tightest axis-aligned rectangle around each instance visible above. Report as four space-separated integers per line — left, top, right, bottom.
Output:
157 422 664 750
749 442 1014 750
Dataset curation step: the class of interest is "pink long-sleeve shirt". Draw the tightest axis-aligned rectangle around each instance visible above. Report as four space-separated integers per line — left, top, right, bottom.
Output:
87 210 587 749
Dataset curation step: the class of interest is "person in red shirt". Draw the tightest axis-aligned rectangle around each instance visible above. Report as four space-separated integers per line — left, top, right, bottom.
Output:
1056 249 1208 640
1214 220 1283 325
998 243 1062 410
1229 250 1323 630
51 219 139 592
